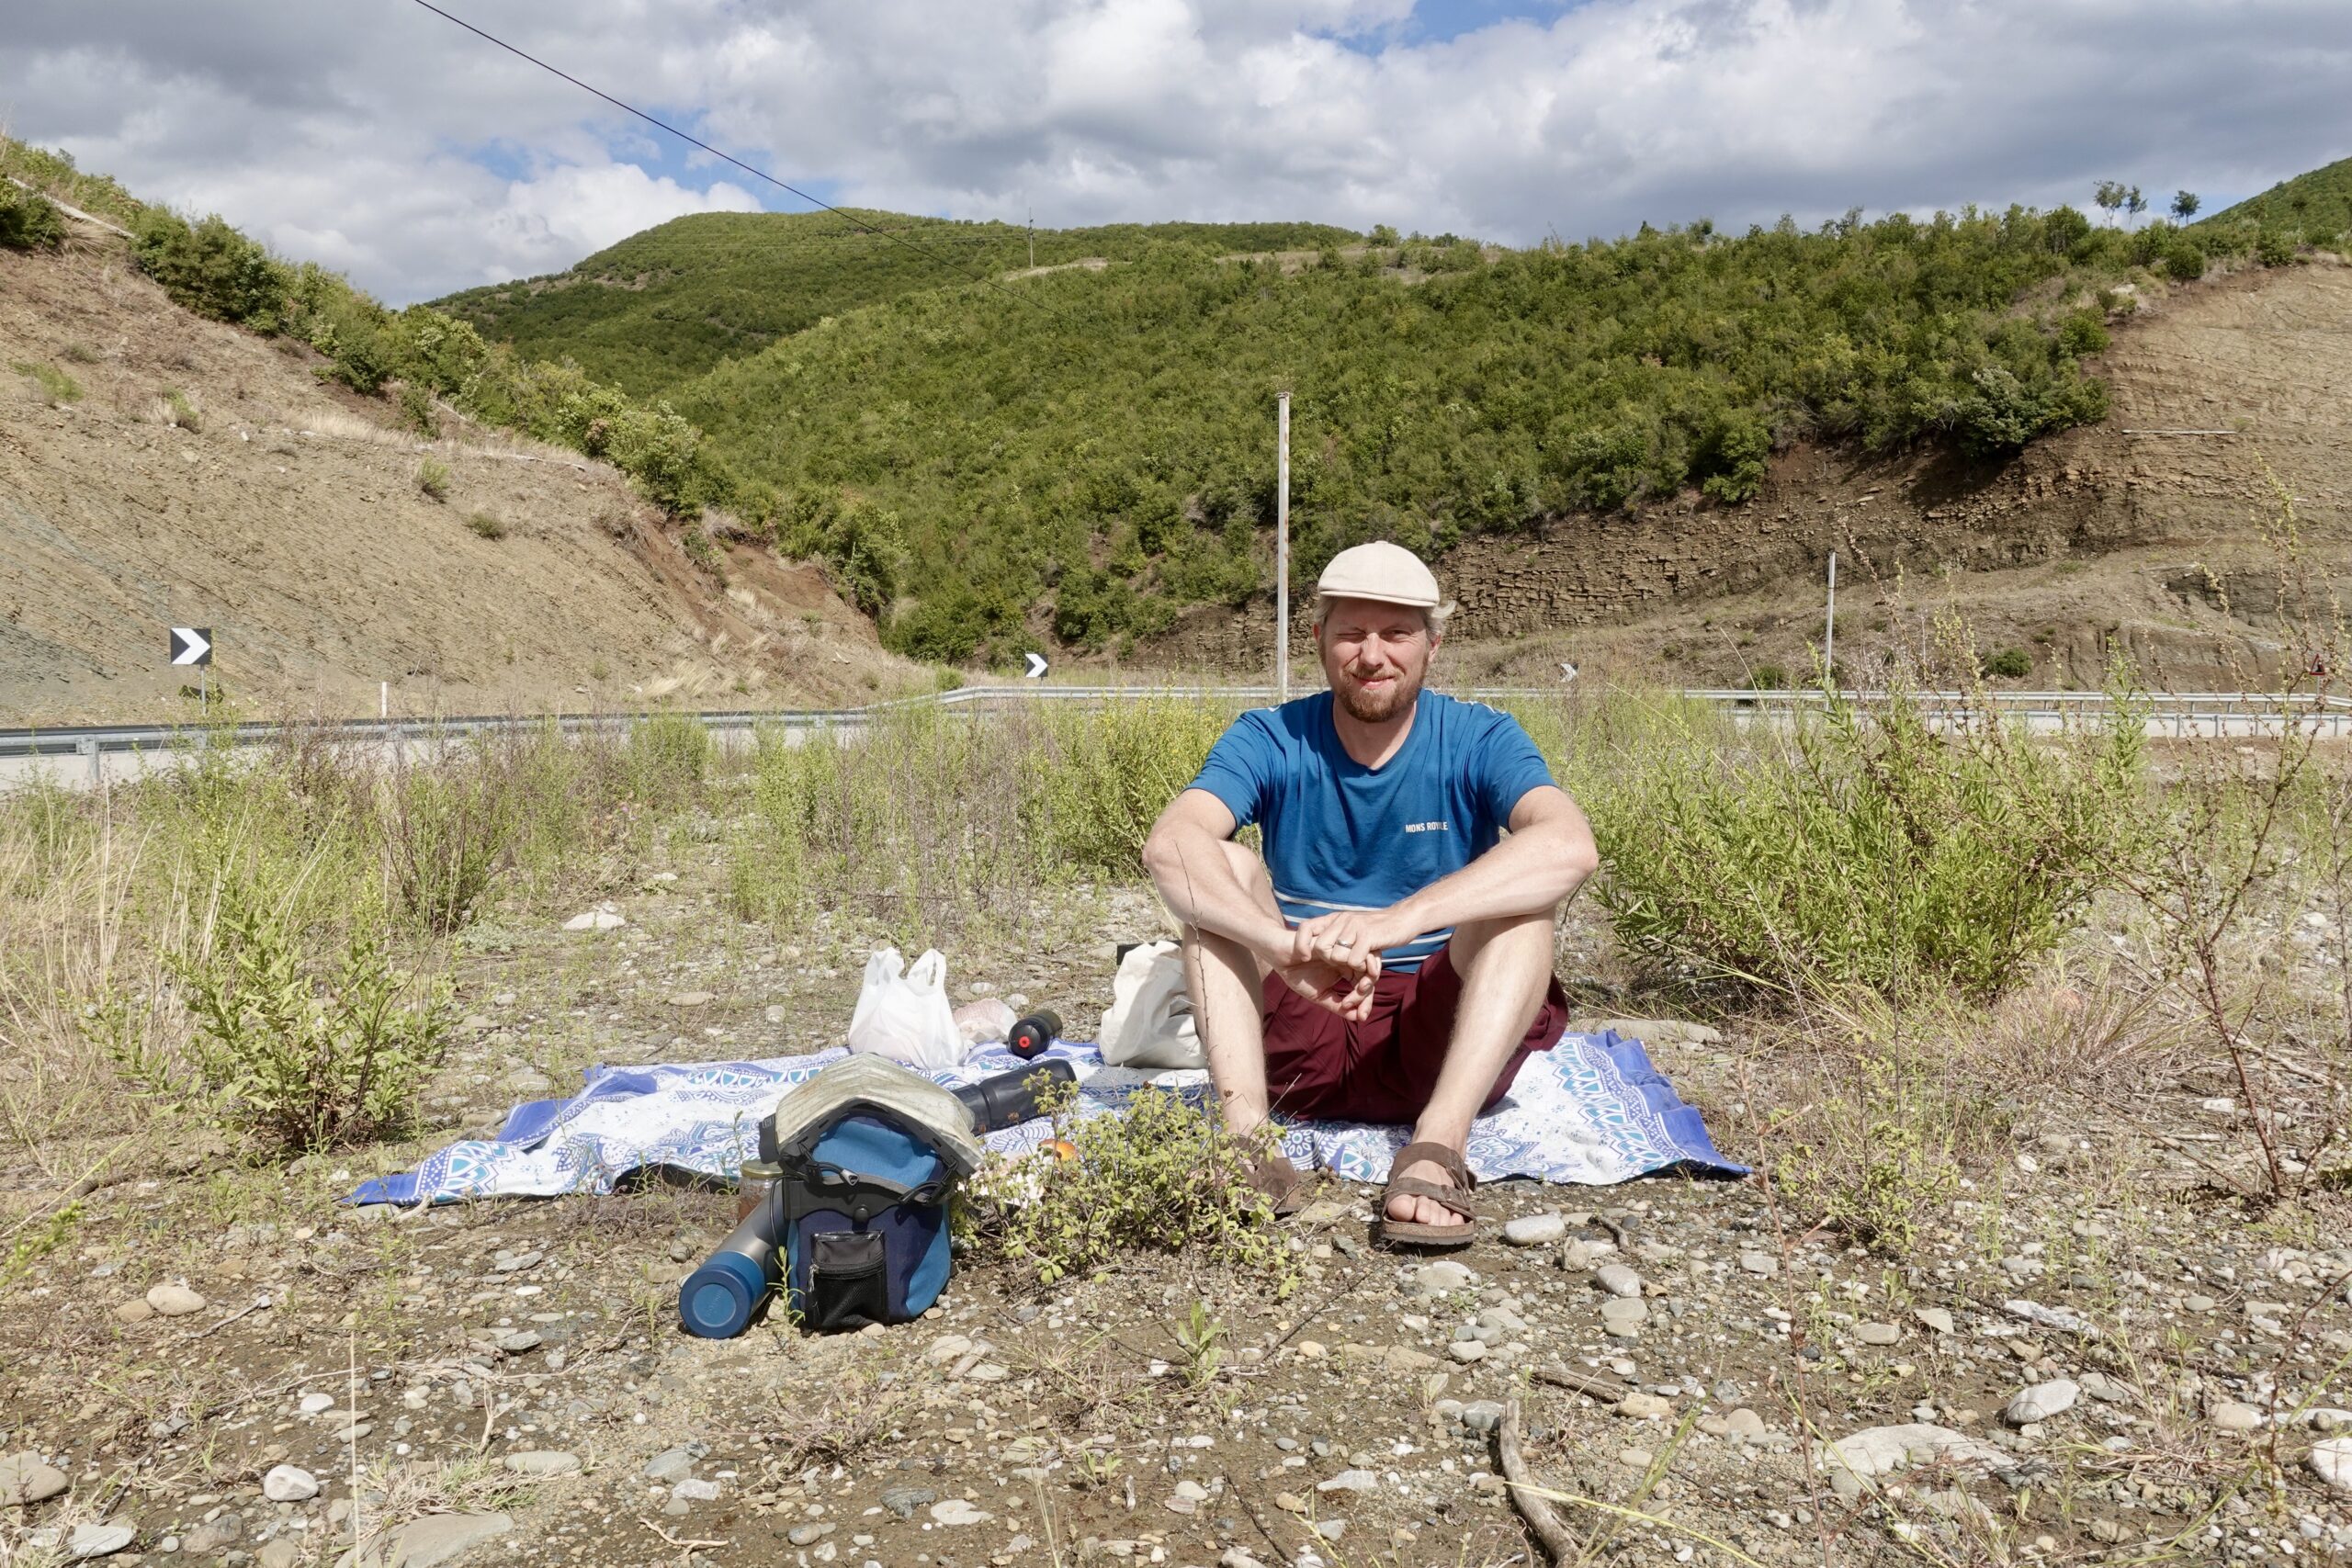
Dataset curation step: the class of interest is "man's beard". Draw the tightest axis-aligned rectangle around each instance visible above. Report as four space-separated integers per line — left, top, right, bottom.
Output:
1333 664 1423 724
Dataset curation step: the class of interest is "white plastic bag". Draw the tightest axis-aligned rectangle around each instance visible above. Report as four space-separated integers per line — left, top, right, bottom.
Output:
1099 939 1206 1069
846 947 966 1069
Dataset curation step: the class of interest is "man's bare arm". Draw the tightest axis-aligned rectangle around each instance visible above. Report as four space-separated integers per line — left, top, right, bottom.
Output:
1142 788 1291 962
1295 785 1598 970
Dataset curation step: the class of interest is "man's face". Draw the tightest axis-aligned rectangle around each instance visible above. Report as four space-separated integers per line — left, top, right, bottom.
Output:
1317 598 1436 724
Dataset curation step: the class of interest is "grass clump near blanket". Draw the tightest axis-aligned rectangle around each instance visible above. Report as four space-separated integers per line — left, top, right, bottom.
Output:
987 1086 1301 1297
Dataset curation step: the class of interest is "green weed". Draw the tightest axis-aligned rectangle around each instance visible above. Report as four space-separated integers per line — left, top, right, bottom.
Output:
989 1085 1299 1295
1173 1300 1228 1388
153 882 455 1155
465 510 506 539
416 457 450 502
14 360 82 404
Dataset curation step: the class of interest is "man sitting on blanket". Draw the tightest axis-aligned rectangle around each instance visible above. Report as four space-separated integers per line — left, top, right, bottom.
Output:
1142 541 1600 1248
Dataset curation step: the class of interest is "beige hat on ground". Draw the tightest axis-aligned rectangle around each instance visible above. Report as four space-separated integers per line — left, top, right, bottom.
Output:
1316 540 1442 609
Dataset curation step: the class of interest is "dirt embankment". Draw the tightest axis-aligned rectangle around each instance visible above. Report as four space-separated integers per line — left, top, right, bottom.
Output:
1155 261 2352 691
0 231 915 727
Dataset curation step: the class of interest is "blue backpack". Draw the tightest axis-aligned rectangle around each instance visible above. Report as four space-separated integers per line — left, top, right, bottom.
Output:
774 1109 957 1331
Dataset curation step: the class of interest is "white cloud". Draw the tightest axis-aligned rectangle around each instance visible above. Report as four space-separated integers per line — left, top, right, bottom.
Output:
482 164 760 284
2 0 2346 303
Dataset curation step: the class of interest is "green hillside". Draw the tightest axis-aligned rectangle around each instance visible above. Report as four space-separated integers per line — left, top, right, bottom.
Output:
435 210 1361 397
2202 153 2352 243
673 208 2168 662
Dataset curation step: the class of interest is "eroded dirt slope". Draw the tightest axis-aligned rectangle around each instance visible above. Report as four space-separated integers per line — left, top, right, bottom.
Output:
0 233 915 726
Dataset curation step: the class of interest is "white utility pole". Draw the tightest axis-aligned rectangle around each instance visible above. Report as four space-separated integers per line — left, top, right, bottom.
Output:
1824 551 1838 688
1276 392 1292 701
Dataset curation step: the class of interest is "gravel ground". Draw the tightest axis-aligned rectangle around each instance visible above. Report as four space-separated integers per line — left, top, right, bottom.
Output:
4 857 2349 1568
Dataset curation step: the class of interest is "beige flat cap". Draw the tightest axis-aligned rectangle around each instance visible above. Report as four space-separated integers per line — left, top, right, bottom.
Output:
1315 540 1442 609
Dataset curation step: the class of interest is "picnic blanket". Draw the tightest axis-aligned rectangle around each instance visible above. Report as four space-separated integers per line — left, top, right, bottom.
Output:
350 1031 1742 1207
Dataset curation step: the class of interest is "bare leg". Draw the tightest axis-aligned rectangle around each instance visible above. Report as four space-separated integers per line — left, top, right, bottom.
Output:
1175 839 1283 1138
1389 909 1557 1230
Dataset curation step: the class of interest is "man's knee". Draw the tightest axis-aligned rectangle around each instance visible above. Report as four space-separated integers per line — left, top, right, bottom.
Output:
1450 907 1559 970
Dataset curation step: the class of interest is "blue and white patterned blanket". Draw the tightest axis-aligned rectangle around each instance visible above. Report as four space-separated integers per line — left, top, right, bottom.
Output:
350 1032 1742 1207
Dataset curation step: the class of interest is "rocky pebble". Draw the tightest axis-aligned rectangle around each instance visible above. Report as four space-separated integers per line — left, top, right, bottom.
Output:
501 1450 580 1478
2312 1438 2352 1497
0 1452 68 1506
1412 1261 1474 1295
1738 1251 1779 1277
642 1449 695 1483
1600 1297 1648 1337
1594 1263 1643 1299
261 1464 318 1502
351 1511 512 1568
146 1282 206 1316
1856 1321 1901 1346
2210 1400 2266 1433
64 1522 134 1559
2004 1380 2078 1426
1502 1212 1566 1247
930 1498 990 1526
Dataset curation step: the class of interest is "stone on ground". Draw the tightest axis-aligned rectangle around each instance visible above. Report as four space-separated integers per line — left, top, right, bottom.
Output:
500 1450 580 1477
0 1453 68 1506
340 1510 514 1568
1503 1213 1566 1247
261 1464 319 1502
65 1522 134 1559
2004 1380 2079 1426
146 1282 207 1316
2308 1438 2352 1496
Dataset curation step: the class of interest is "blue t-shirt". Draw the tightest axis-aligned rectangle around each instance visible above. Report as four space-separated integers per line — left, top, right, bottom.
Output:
1185 691 1555 971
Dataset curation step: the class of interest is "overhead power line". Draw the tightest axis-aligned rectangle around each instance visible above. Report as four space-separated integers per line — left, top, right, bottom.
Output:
403 0 1061 318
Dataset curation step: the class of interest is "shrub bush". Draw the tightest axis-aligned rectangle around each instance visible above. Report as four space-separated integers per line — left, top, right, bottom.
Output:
155 885 453 1154
399 382 440 439
2256 228 2299 267
131 209 291 330
0 183 64 250
1026 698 1229 878
625 711 711 808
2164 240 2207 283
466 510 506 540
1568 667 2150 1000
416 457 450 502
382 752 521 934
1981 646 2032 679
988 1085 1299 1293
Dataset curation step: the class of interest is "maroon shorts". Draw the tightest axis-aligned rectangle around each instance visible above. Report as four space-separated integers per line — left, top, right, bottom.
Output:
1257 942 1570 1123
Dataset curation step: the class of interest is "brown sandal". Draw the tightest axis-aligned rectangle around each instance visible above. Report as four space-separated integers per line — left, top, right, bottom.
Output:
1376 1140 1484 1249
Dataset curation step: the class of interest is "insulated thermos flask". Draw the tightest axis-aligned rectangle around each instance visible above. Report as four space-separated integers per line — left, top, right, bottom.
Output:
676 1058 1079 1338
675 1200 782 1340
1006 1008 1062 1060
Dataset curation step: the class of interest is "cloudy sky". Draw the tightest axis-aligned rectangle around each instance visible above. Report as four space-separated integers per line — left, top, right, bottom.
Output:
6 1 2346 304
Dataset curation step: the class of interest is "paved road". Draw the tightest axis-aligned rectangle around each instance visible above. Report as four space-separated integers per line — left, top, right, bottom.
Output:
6 684 2349 795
